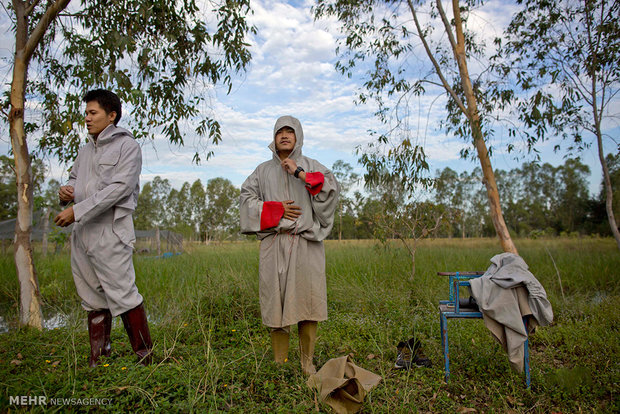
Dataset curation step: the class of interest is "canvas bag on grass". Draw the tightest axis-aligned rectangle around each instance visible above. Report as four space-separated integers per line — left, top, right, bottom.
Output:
307 355 382 414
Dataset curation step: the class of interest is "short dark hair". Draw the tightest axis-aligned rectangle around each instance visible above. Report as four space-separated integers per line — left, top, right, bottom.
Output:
83 89 122 125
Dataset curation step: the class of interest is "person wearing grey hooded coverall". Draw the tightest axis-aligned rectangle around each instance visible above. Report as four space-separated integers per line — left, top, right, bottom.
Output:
54 89 152 367
240 116 340 375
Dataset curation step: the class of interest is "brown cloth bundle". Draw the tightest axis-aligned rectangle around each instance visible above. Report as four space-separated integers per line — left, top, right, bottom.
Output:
307 355 382 414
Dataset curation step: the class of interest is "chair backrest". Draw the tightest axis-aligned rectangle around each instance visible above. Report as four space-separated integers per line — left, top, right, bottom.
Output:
438 271 484 315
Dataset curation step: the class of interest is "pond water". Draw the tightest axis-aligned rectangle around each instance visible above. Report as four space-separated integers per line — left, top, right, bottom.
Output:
0 311 68 333
0 309 160 333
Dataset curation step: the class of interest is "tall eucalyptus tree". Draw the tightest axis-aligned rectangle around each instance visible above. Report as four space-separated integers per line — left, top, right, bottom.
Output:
6 0 254 327
315 0 518 253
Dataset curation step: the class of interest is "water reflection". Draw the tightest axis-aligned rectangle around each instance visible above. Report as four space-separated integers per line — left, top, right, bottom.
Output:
0 310 161 333
43 313 67 330
0 311 68 333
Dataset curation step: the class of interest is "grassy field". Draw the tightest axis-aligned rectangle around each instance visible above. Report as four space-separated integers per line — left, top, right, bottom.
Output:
0 238 618 412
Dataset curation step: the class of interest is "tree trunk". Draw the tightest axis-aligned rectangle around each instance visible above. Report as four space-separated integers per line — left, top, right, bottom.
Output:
410 250 416 281
9 0 73 328
450 0 517 254
397 237 417 282
595 126 620 250
471 122 517 253
585 3 620 250
10 3 42 329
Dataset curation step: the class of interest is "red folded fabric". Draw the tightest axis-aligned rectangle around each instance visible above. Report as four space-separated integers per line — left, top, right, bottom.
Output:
305 172 324 195
260 201 285 230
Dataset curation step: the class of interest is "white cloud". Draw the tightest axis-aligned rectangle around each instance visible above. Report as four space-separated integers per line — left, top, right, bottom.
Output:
0 0 606 197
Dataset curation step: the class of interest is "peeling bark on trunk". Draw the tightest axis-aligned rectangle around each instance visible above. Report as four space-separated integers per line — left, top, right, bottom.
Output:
10 1 42 329
10 57 43 330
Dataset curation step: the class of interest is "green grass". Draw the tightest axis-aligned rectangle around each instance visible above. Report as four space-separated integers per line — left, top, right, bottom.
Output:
0 238 618 412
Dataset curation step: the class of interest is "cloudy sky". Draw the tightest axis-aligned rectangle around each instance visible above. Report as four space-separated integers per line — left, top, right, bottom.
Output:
0 0 613 196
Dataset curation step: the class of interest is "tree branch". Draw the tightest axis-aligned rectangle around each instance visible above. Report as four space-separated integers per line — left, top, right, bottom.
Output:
419 79 445 88
585 0 602 137
561 59 593 106
406 0 468 116
24 0 71 62
396 233 415 259
25 0 42 16
57 12 86 18
436 0 458 55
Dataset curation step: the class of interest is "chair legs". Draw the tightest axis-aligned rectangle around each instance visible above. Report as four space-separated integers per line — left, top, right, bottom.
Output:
523 317 531 389
440 312 450 383
440 312 531 388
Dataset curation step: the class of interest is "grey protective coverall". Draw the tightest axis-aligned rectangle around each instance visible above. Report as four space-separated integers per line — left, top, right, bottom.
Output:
240 116 340 329
67 124 143 317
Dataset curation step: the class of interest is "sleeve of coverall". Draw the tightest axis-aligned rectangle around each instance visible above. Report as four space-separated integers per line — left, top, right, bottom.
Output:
308 163 340 230
240 168 264 234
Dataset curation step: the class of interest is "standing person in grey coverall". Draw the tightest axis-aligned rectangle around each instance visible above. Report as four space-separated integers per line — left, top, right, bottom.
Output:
240 115 339 375
54 89 152 367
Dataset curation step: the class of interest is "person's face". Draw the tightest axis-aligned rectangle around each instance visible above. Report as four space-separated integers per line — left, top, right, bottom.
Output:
85 101 116 137
275 127 296 154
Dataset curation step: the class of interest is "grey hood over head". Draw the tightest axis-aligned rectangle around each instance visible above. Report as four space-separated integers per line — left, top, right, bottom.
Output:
268 115 304 160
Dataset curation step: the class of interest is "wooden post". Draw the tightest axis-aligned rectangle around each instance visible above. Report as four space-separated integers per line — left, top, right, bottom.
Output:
155 227 161 257
41 208 49 256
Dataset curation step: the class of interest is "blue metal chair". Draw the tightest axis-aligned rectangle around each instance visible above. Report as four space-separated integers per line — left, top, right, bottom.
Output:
438 271 531 388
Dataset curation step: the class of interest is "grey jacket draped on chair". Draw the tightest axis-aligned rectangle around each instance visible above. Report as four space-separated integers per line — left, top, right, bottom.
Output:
470 253 553 372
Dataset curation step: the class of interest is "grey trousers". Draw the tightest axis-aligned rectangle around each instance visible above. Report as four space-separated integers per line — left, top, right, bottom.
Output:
70 210 143 317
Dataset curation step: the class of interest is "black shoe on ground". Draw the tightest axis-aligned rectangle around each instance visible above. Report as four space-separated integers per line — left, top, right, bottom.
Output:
394 337 432 369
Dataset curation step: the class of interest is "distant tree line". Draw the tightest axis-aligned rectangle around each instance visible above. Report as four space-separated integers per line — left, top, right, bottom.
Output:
133 176 240 242
429 155 619 239
2 156 615 242
338 155 618 240
135 156 618 242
